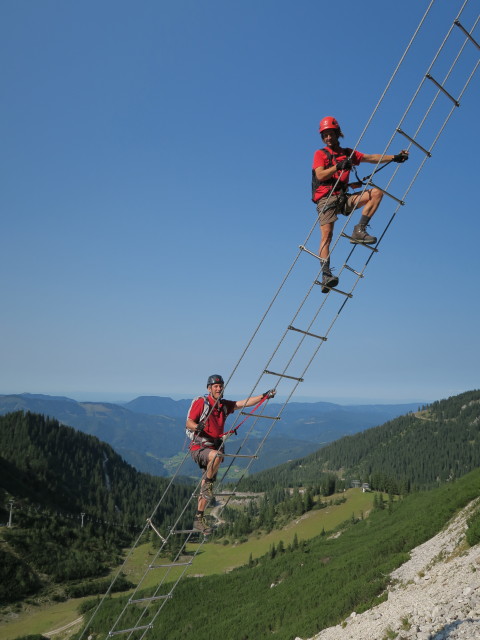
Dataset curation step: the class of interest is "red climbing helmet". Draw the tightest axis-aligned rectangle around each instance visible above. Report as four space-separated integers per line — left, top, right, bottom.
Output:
207 374 224 388
319 116 340 133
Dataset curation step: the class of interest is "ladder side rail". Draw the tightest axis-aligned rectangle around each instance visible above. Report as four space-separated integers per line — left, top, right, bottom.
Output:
108 477 205 636
129 542 203 640
80 518 154 640
413 16 479 141
350 0 437 153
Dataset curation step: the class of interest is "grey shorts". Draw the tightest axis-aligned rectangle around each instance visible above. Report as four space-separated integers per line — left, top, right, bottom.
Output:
315 194 357 226
191 446 223 471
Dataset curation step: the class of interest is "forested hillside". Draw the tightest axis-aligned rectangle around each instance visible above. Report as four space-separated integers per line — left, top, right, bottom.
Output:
0 393 421 478
240 389 480 493
0 411 194 605
75 468 480 640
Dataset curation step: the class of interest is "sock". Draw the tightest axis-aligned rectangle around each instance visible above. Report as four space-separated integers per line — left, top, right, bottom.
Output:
320 257 331 275
359 215 370 226
196 510 204 517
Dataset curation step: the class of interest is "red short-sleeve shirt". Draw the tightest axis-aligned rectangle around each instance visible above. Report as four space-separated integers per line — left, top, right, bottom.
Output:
188 395 236 450
312 146 364 201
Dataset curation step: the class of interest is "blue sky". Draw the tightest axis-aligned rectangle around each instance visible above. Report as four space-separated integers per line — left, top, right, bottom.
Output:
1 1 479 405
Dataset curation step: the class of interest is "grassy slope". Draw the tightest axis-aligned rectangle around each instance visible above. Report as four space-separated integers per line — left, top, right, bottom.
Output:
0 489 373 640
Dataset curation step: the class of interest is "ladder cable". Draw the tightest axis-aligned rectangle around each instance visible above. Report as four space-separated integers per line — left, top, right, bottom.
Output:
77 5 479 639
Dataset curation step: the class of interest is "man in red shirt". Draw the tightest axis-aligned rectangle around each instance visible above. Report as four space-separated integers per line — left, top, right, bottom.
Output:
312 116 408 292
186 374 275 533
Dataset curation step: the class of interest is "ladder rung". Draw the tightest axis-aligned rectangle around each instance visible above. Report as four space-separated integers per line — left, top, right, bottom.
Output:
240 411 280 420
149 561 192 568
367 182 405 205
396 128 431 156
343 264 364 277
299 244 321 260
129 594 172 604
425 74 460 106
222 453 258 458
171 528 201 534
314 280 353 298
454 20 480 49
264 369 304 382
340 233 379 252
288 325 327 341
109 625 153 636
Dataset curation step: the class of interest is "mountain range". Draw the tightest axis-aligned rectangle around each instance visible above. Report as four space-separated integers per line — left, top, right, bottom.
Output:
1 389 479 640
0 393 422 477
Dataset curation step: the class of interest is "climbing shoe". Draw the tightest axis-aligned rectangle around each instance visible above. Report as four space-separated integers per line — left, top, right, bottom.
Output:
350 224 377 244
321 273 339 293
200 480 215 501
193 515 212 534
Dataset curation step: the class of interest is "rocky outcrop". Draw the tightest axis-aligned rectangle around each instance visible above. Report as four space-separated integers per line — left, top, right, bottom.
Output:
305 499 480 640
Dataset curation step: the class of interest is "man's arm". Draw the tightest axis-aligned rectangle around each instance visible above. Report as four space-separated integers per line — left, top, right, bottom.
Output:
361 150 409 164
186 417 200 433
314 164 338 181
234 389 276 411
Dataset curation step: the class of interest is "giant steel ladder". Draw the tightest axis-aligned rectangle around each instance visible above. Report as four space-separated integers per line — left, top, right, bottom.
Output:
79 3 479 639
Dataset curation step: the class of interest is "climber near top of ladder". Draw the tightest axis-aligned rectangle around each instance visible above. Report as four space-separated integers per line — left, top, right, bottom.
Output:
312 116 409 293
186 374 276 534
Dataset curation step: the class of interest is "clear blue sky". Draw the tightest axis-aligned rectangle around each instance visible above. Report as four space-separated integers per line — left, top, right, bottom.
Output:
1 1 479 405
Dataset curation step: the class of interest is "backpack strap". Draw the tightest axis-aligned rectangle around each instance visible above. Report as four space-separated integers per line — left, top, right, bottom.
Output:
186 395 228 447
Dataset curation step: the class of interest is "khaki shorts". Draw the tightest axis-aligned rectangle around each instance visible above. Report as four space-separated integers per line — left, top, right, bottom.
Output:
191 446 223 471
315 194 357 226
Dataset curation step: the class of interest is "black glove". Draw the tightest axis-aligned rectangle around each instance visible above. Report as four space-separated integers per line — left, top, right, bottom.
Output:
393 151 408 163
336 158 352 171
263 389 276 399
195 421 205 435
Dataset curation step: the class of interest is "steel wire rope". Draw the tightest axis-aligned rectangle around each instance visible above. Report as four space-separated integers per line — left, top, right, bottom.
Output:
346 16 479 290
125 4 480 593
220 3 436 399
106 480 208 640
323 0 467 275
117 527 205 640
88 6 478 639
218 3 480 475
311 50 480 372
201 2 439 426
78 450 196 640
199 0 479 583
79 432 220 640
364 10 480 262
373 0 476 173
105 16 461 613
324 4 479 297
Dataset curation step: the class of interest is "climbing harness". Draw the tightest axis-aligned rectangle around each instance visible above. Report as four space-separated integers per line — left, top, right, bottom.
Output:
311 146 353 210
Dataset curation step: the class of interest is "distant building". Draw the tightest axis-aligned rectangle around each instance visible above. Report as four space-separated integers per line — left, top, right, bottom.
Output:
362 483 371 492
351 480 361 488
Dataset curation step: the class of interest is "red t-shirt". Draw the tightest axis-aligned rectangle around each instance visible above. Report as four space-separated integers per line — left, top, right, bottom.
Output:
312 146 364 201
187 395 236 451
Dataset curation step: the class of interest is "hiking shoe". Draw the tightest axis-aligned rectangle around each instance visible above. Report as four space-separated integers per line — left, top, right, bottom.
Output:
321 273 339 293
350 224 377 244
200 480 215 501
193 515 212 534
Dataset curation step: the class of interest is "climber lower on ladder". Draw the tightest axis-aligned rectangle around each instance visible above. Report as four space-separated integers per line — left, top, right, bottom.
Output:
186 374 276 534
312 116 409 293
